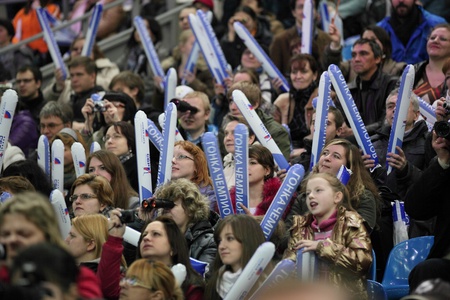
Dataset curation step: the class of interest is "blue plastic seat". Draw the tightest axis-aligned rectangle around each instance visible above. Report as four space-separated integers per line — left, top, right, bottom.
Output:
367 280 387 300
368 249 377 281
381 236 434 300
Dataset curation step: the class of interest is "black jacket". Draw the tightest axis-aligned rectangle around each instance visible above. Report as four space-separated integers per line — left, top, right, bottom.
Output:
186 220 217 267
371 120 429 199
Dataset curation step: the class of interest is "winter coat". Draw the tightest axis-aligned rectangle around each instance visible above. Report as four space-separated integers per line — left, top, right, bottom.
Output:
405 159 450 259
186 220 217 268
378 5 446 64
9 109 38 158
284 206 372 300
371 120 428 199
286 188 377 232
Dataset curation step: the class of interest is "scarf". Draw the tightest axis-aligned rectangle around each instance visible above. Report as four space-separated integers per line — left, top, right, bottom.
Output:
217 266 242 299
311 210 337 233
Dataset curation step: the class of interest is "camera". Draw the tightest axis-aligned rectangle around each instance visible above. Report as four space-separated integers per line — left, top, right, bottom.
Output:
92 92 106 112
142 198 175 210
170 98 198 114
434 121 450 139
118 198 174 224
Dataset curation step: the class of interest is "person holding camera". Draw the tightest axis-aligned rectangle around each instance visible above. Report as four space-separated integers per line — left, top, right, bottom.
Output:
153 179 217 273
80 92 137 149
405 99 450 291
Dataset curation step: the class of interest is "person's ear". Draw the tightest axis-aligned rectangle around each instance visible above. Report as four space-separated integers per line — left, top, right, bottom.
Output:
150 290 164 300
248 134 256 144
86 239 96 252
335 126 343 137
334 191 343 204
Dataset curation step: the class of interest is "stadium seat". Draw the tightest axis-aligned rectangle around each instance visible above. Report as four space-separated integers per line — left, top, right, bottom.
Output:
368 249 377 281
381 236 434 300
367 280 387 300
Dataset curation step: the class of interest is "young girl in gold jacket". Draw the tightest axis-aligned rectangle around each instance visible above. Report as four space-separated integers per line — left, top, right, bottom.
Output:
284 173 372 299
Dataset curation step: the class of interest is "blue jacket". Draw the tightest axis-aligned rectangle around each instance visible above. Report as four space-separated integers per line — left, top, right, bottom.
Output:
378 6 446 64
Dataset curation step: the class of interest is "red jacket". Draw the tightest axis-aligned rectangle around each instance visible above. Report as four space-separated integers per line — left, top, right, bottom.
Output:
229 177 295 219
97 235 124 299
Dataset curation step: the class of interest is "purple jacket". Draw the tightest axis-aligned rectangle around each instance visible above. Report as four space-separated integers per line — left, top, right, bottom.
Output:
9 110 38 158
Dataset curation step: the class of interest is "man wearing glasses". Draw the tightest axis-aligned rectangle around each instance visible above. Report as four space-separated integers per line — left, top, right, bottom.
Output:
15 65 47 124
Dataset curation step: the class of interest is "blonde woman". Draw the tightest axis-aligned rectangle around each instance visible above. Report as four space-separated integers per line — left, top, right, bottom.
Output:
120 260 184 300
66 214 126 299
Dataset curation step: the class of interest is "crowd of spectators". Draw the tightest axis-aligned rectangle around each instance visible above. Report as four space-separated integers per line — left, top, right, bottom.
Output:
0 0 450 299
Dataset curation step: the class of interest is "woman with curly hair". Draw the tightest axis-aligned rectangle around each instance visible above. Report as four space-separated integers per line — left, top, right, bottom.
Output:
155 178 217 267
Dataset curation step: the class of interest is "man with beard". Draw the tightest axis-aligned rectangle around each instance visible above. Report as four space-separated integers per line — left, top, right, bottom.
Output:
378 0 446 64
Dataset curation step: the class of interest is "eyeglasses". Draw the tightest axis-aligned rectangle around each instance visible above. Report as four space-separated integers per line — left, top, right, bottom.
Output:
69 193 97 202
428 35 449 42
102 133 124 142
120 277 154 290
15 78 34 84
173 154 194 161
40 123 63 130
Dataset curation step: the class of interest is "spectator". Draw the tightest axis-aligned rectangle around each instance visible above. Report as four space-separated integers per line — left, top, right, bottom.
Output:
193 0 225 39
178 91 214 148
172 141 217 210
226 81 291 160
0 176 35 195
406 101 450 290
69 174 114 218
241 0 284 36
39 101 73 141
80 91 137 148
135 216 205 299
154 178 217 269
70 0 124 40
15 65 47 124
413 24 450 104
10 243 80 300
2 160 53 196
12 0 60 66
378 0 446 64
157 29 214 110
222 114 256 187
221 5 273 69
326 38 397 134
86 150 139 210
0 19 33 81
119 260 184 300
0 192 103 299
118 16 168 103
0 85 36 159
51 128 88 200
274 54 319 151
204 214 266 299
270 0 332 77
286 139 380 232
229 144 295 218
103 122 139 193
284 173 372 299
68 36 120 90
290 106 345 171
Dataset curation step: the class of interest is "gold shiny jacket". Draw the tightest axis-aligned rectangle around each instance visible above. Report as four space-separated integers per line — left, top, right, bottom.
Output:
283 206 372 300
